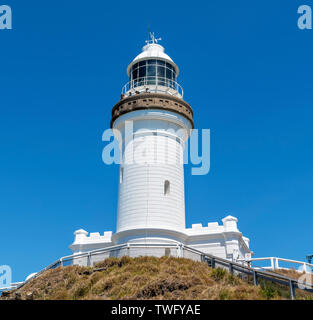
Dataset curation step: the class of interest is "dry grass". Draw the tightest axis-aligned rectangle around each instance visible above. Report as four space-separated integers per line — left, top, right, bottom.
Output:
1 257 313 300
273 268 313 283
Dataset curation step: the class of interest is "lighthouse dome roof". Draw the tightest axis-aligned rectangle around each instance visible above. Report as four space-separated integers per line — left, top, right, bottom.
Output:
127 42 179 76
133 43 173 63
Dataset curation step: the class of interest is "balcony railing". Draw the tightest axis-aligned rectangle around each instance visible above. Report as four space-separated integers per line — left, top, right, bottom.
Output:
122 76 184 98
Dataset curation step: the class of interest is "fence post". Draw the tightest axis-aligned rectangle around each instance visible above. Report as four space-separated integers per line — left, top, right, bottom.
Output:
253 271 258 286
177 244 184 258
289 280 296 300
229 263 233 274
275 258 279 270
211 257 215 269
88 253 91 267
60 258 63 267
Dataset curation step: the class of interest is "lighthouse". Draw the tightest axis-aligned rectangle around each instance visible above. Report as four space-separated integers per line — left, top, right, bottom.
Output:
111 33 193 245
70 34 252 262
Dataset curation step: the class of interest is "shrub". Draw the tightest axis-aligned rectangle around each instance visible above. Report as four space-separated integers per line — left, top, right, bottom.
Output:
227 274 240 285
71 281 90 299
219 289 231 300
259 282 277 300
210 268 227 281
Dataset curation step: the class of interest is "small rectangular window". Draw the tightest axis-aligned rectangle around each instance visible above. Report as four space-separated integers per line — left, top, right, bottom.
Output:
139 66 146 78
147 59 157 65
139 61 146 67
132 69 138 81
157 65 165 78
147 65 156 77
164 180 170 195
166 68 172 80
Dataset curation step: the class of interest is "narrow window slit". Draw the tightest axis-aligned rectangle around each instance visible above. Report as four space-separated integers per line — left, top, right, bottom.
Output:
164 180 170 195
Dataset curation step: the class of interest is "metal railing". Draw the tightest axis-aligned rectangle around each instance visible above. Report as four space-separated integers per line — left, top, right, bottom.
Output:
0 282 23 293
183 246 313 299
247 257 313 273
122 76 184 98
4 243 313 300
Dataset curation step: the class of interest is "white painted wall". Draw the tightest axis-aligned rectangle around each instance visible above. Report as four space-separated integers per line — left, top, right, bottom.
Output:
113 109 192 234
70 215 252 263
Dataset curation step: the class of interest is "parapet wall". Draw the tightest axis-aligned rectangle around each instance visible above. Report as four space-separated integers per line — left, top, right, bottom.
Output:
185 215 239 235
69 215 251 262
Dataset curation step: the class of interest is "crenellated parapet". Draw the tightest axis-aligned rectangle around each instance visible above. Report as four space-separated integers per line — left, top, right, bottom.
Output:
70 229 113 253
185 215 240 235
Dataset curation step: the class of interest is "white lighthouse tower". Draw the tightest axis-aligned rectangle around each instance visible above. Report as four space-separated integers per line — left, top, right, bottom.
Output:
70 34 252 262
111 33 193 245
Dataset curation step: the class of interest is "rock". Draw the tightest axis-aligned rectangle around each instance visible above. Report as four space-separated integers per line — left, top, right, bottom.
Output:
83 270 92 275
93 267 107 272
1 290 12 297
26 292 33 300
14 292 21 300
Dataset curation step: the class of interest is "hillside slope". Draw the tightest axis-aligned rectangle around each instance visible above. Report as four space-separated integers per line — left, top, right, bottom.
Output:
1 256 312 300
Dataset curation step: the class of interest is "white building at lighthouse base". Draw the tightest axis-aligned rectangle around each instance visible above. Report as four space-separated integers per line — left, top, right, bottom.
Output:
69 215 251 262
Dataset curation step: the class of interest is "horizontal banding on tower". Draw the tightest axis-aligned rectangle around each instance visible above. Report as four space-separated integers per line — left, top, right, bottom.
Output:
111 93 194 128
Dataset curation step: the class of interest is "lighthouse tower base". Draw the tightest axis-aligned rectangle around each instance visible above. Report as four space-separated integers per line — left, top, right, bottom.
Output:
69 215 252 264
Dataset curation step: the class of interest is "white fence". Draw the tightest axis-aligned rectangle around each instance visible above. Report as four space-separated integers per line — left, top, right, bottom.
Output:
0 282 23 293
248 257 313 273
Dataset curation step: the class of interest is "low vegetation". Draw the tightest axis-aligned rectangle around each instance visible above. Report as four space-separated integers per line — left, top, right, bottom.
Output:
1 256 312 300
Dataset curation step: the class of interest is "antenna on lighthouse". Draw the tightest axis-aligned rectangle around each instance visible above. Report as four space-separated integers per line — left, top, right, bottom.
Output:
145 32 162 45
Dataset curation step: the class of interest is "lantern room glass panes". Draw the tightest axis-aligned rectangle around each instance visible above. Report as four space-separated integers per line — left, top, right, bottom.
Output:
147 65 156 76
130 59 176 90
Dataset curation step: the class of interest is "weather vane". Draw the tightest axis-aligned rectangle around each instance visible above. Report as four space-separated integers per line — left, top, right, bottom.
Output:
145 32 162 45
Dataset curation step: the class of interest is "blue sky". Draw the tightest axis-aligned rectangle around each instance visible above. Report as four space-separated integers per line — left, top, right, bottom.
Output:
1 1 313 281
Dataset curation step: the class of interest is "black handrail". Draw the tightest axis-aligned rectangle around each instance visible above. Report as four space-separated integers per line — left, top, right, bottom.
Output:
183 245 313 299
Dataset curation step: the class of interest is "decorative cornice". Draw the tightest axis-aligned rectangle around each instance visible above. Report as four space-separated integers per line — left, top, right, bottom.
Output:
111 93 194 128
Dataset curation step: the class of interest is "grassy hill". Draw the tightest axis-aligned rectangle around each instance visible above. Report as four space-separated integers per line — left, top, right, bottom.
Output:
1 256 312 300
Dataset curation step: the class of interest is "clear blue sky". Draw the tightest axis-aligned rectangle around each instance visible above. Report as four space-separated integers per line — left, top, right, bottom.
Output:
1 1 312 282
